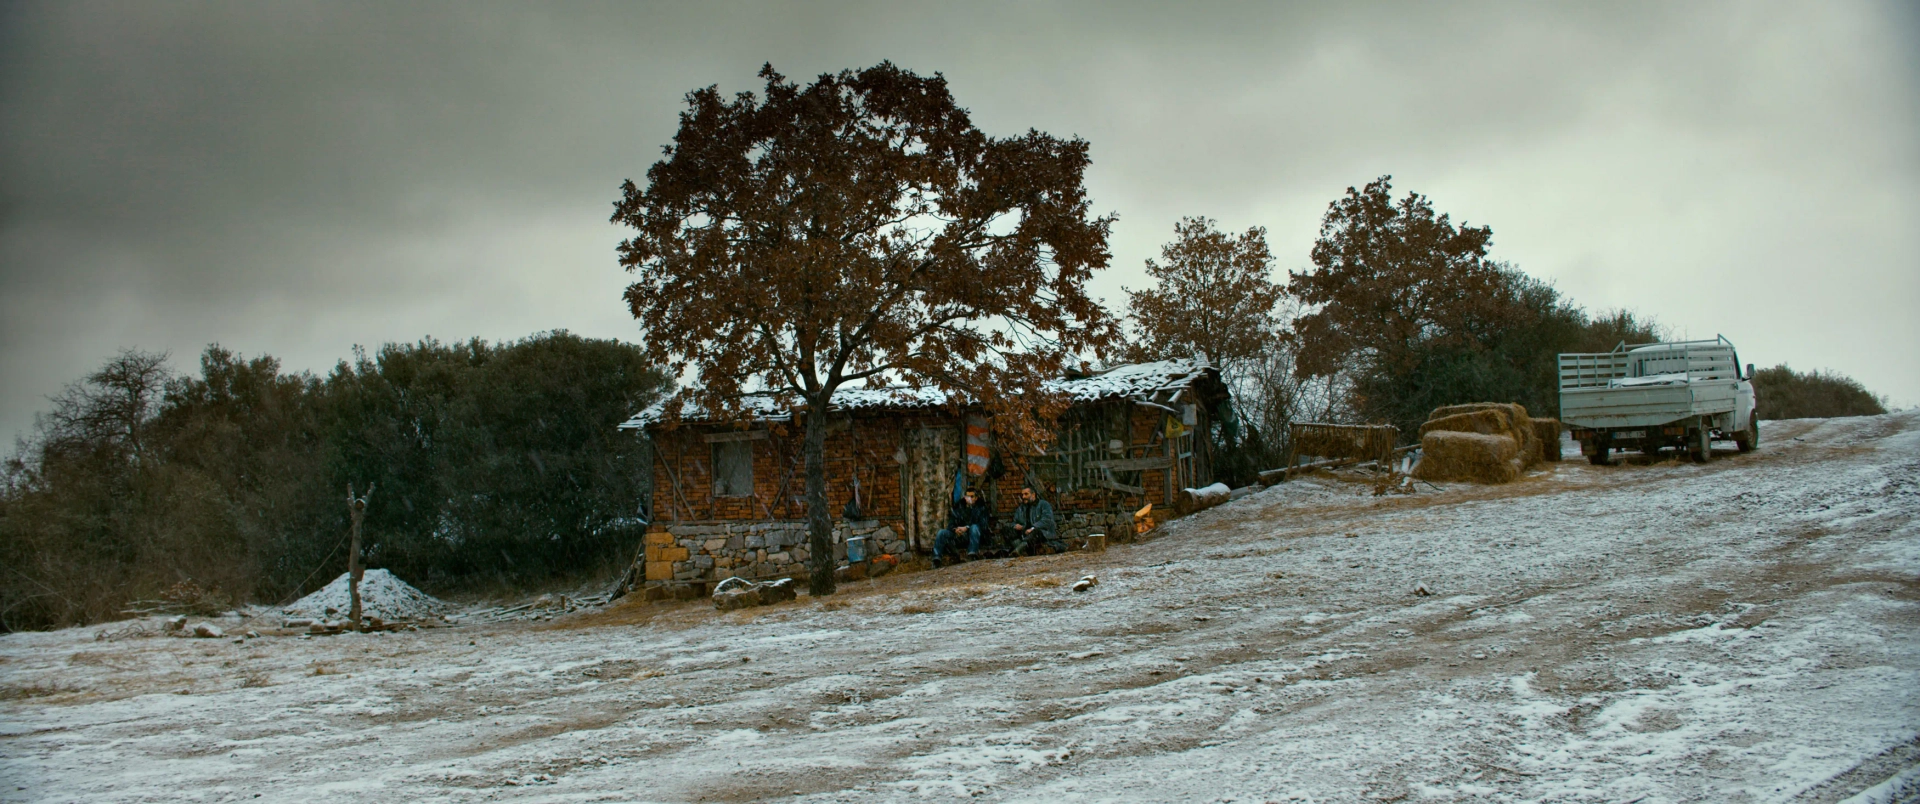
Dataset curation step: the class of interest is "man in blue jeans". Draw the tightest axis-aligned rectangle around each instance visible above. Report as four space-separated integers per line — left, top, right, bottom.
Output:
933 488 993 565
1010 485 1063 556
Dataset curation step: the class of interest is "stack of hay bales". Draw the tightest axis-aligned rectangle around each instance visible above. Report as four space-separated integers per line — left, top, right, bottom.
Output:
1533 417 1563 462
1413 403 1548 483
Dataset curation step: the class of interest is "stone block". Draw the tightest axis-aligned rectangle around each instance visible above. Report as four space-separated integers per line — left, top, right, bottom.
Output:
674 568 701 581
645 532 675 546
758 578 797 604
873 526 898 543
715 556 734 568
657 546 689 562
726 534 744 551
768 551 790 565
703 537 727 553
645 561 673 581
714 587 760 610
745 535 765 549
694 555 715 569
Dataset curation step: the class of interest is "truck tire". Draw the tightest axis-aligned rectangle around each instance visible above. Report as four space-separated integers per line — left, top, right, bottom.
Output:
1735 420 1757 453
1587 434 1611 466
1690 426 1712 463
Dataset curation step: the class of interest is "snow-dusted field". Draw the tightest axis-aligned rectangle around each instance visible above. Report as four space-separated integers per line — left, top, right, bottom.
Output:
3 413 1916 803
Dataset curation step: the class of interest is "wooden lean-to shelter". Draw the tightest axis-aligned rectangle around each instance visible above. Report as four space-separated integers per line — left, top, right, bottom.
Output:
620 358 1230 593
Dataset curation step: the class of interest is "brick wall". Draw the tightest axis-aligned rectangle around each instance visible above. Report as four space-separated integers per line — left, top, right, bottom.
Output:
643 401 1204 585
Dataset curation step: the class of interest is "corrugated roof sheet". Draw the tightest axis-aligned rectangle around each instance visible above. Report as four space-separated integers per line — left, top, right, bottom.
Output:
619 357 1215 429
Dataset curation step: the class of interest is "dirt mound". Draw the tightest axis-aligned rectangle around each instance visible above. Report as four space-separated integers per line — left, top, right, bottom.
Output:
283 569 448 621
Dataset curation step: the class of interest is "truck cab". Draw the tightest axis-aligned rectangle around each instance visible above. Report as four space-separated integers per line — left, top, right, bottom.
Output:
1558 337 1759 464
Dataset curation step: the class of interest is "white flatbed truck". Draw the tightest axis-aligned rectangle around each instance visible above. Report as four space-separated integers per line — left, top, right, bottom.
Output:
1558 336 1759 465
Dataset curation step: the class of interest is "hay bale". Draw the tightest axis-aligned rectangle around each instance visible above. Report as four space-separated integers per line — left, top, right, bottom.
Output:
1287 423 1398 463
1430 402 1530 424
1424 403 1536 467
1420 409 1514 439
1532 418 1562 462
1412 431 1522 484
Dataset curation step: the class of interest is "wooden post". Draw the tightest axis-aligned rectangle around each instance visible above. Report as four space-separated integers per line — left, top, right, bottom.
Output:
346 483 373 632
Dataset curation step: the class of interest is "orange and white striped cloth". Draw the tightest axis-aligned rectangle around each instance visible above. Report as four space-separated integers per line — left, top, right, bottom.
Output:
965 414 991 475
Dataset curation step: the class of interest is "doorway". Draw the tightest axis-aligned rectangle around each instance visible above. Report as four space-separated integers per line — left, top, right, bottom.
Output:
900 426 961 556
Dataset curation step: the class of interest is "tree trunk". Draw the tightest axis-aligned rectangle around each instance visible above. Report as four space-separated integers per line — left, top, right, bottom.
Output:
347 487 366 632
804 403 837 597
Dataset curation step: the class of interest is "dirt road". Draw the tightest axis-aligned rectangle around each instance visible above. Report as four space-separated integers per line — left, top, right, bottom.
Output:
3 413 1916 803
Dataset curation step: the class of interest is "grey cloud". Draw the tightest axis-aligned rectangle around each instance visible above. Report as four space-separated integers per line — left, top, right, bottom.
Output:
1 1 1915 444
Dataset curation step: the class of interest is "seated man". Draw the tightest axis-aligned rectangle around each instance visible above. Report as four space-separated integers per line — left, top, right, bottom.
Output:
932 488 993 565
1009 485 1064 556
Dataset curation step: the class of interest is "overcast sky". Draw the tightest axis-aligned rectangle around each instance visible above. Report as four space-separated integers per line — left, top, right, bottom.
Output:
2 1 1915 445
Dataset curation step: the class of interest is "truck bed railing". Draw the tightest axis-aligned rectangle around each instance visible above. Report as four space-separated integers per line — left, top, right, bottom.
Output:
1558 352 1632 389
1559 336 1741 390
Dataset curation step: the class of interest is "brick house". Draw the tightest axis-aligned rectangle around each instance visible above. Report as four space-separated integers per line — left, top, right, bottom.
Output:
620 358 1229 591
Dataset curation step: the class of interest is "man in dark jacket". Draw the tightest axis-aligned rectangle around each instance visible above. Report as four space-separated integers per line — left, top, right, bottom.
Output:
1010 485 1063 556
933 488 993 564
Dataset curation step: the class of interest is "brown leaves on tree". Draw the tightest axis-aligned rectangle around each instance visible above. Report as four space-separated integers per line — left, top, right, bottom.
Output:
613 62 1116 424
1124 216 1284 374
611 62 1118 594
1289 175 1511 379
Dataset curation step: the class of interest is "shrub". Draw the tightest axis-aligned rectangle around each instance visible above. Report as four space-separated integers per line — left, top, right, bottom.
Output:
1751 365 1886 420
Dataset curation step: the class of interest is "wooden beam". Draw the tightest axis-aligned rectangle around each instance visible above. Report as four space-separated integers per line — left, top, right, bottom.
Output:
1094 477 1146 495
702 430 769 443
1131 397 1179 414
1086 456 1170 471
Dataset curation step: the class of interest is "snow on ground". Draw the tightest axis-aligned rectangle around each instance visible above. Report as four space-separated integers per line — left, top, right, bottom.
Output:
281 569 450 622
2 413 1916 803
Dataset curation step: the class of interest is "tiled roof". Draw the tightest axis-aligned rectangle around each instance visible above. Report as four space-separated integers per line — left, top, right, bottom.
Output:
619 357 1217 429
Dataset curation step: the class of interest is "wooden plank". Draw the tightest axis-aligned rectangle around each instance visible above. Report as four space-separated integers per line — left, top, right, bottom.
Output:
1132 398 1179 414
1095 477 1145 495
1086 456 1169 471
702 430 769 443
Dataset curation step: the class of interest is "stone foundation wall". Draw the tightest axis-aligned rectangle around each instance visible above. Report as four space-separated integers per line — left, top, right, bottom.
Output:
1055 509 1137 546
643 519 906 583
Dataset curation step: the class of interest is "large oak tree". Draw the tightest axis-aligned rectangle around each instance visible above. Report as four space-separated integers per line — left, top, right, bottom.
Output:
612 63 1117 596
1290 176 1509 380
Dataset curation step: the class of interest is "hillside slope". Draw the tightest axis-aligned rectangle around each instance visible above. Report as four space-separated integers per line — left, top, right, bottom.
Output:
3 412 1916 802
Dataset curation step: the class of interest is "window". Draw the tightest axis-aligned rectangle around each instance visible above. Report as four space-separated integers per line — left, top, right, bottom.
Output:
712 440 754 497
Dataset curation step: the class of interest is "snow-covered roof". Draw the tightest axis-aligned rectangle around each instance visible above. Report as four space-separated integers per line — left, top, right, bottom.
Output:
619 357 1218 429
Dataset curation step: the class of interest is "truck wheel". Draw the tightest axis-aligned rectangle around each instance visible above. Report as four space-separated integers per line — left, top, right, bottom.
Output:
1587 435 1611 466
1735 420 1757 453
1691 426 1712 463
